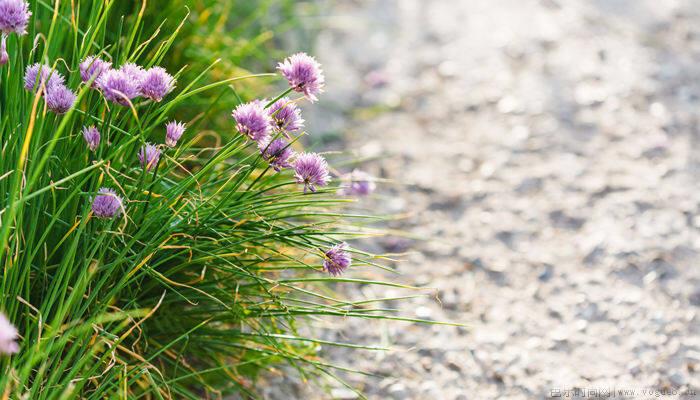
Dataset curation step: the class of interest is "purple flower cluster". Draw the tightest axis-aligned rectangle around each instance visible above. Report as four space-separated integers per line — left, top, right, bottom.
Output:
0 0 30 34
232 101 271 143
140 67 175 102
82 126 100 152
80 56 111 86
24 63 62 91
138 143 161 172
278 52 325 103
165 121 186 147
91 60 175 106
92 188 123 218
45 84 76 114
97 68 141 106
323 243 351 276
67 49 358 278
293 152 331 193
259 138 294 172
230 53 328 176
0 0 31 65
23 63 76 114
338 169 376 197
268 97 304 137
230 53 359 197
0 312 18 355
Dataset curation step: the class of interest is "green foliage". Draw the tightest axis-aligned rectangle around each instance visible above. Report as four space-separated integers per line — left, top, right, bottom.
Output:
0 1 441 398
0 0 454 400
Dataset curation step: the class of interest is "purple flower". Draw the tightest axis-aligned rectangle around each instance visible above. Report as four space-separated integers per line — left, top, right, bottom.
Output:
268 97 304 137
0 0 31 35
277 52 325 102
91 188 123 218
140 66 175 102
232 101 271 143
259 138 294 172
82 126 100 152
80 56 111 85
97 68 140 106
165 120 186 147
0 312 18 355
323 243 351 276
338 169 376 196
24 63 64 92
45 83 76 114
293 152 331 192
119 63 145 84
138 143 161 172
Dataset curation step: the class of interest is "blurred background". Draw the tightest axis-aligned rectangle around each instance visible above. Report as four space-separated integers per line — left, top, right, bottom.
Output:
147 0 700 398
274 0 700 399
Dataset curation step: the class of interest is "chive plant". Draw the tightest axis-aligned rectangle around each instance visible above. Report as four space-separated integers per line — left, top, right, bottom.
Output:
0 1 437 398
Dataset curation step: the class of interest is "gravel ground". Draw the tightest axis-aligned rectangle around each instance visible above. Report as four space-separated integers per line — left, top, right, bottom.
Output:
266 0 700 398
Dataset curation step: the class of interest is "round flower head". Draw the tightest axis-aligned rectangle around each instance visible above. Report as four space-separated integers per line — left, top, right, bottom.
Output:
268 97 304 137
45 84 76 114
24 63 64 92
293 152 331 192
97 68 140 106
0 312 18 355
80 56 112 86
277 52 325 102
91 188 123 219
140 66 175 102
165 120 186 147
323 243 351 276
338 169 376 197
232 101 271 143
0 0 31 35
138 143 161 172
82 126 100 152
259 138 294 172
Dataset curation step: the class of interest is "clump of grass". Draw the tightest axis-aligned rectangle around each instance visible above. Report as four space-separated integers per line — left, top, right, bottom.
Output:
0 1 442 398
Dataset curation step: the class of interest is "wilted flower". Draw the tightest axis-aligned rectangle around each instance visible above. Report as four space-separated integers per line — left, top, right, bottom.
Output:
293 152 330 192
45 83 76 114
232 101 271 143
277 52 325 102
259 138 294 172
138 143 161 171
80 55 111 85
91 188 123 218
338 169 376 197
24 63 64 92
97 68 140 106
165 120 186 147
140 66 175 102
0 313 18 355
0 0 31 35
323 243 351 276
268 97 304 137
82 126 100 152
